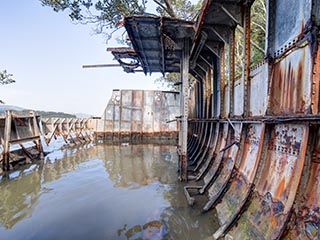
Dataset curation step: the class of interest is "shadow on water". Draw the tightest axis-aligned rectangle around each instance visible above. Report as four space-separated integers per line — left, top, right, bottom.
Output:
0 144 218 240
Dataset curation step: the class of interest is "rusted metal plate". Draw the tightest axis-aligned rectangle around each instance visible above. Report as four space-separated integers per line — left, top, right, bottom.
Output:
313 46 320 114
192 123 217 177
283 125 320 239
249 63 269 117
194 123 220 181
223 84 230 118
190 122 210 165
233 77 243 116
213 123 265 239
202 124 229 192
226 124 309 240
94 90 179 136
269 46 312 115
203 123 242 212
189 122 205 161
272 0 312 51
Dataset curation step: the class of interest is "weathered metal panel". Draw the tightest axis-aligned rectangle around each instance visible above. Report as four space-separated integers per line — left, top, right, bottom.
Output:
213 123 265 239
203 123 242 212
273 0 312 52
194 123 220 181
202 124 229 190
153 91 161 132
223 84 230 117
249 64 269 116
269 46 313 115
143 91 154 133
131 90 143 133
193 122 214 171
120 90 132 132
313 46 320 114
233 78 243 116
283 125 320 239
226 124 309 240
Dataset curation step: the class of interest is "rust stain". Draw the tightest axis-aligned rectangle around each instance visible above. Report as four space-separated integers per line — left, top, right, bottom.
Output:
269 47 312 115
283 126 320 239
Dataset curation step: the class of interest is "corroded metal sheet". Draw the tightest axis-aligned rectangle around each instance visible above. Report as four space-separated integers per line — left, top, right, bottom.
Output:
190 122 210 165
223 84 230 117
202 124 229 192
213 123 265 239
283 126 320 239
195 123 220 181
189 122 205 161
193 123 218 179
272 0 311 51
143 91 154 133
226 124 309 240
269 46 312 115
233 78 243 116
249 64 269 117
95 90 179 136
203 123 242 212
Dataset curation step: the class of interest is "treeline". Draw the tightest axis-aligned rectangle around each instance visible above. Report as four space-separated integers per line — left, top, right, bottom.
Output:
36 110 76 118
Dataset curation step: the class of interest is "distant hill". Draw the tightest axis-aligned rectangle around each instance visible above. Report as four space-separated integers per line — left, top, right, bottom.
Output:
36 110 76 118
74 113 93 118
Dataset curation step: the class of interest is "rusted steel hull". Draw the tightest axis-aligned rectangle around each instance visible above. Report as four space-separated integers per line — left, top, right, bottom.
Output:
110 0 320 236
89 90 180 142
184 124 229 206
192 123 219 180
202 123 242 212
190 122 213 168
283 125 320 240
226 124 309 239
213 123 266 239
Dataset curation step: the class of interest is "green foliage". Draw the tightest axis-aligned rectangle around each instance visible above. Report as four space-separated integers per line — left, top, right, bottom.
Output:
155 0 201 20
250 0 266 66
0 70 15 104
0 70 15 85
234 0 266 77
36 110 77 118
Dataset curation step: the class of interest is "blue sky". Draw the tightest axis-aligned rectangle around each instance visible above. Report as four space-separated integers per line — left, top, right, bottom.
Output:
0 0 162 116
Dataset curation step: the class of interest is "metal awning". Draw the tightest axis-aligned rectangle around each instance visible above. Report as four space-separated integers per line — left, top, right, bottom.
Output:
109 16 195 75
108 1 246 76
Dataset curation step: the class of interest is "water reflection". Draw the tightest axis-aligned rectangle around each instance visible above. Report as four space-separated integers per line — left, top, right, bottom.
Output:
0 144 216 239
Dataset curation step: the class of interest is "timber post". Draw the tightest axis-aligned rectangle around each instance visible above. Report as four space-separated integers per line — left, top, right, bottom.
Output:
32 111 44 159
3 110 12 171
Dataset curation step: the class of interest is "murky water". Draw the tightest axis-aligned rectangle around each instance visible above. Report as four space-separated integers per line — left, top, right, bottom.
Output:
0 144 218 240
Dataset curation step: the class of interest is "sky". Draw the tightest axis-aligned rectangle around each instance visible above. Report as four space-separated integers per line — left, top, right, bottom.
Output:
0 0 163 116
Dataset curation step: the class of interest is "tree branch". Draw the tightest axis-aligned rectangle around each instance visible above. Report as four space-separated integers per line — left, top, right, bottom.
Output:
163 0 177 18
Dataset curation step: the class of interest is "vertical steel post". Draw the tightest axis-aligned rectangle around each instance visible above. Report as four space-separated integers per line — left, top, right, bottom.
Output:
3 110 12 171
229 30 236 117
220 46 225 118
243 4 251 117
179 38 190 181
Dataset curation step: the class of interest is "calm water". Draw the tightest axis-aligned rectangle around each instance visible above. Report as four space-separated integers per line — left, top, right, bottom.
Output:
0 144 218 240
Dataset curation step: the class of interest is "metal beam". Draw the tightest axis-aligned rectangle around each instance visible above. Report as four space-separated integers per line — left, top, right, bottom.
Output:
179 38 190 182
